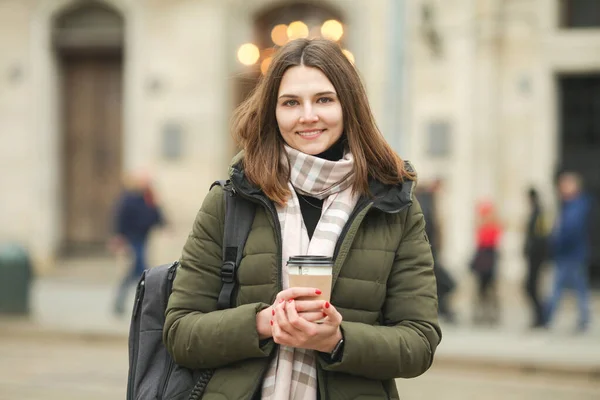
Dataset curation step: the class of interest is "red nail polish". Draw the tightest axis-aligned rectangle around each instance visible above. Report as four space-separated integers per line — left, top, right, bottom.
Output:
272 309 275 316
270 320 273 326
315 289 322 295
323 312 327 317
325 302 330 309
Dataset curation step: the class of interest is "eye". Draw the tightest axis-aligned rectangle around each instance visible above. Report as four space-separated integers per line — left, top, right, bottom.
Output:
317 97 334 104
282 99 299 107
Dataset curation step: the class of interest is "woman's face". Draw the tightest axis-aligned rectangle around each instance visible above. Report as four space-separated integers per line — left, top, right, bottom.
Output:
276 65 344 155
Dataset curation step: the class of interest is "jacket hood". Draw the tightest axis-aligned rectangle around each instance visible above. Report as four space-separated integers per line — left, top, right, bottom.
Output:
228 151 416 214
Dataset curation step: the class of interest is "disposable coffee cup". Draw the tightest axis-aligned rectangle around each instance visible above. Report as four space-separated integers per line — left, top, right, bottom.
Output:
287 255 333 302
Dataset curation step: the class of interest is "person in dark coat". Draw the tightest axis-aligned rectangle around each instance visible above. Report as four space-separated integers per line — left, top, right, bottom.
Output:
523 187 548 328
543 172 591 333
111 170 164 315
417 179 457 323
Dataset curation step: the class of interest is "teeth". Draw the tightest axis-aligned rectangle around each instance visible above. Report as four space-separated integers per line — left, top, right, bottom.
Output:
298 130 323 136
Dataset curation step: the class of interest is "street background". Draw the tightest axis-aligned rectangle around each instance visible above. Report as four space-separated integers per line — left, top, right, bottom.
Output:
1 257 599 399
2 0 600 399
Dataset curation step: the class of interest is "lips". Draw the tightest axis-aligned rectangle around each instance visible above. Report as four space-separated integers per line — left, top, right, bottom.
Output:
297 129 325 137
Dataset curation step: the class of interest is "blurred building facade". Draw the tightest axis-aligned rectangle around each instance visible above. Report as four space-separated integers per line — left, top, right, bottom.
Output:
405 0 600 285
0 0 599 285
0 0 403 272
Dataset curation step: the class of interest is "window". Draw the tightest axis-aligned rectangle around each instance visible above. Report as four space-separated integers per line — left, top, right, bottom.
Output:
561 0 600 28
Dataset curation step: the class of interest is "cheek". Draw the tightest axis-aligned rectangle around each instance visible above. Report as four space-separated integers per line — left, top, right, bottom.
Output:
276 109 298 132
320 106 343 127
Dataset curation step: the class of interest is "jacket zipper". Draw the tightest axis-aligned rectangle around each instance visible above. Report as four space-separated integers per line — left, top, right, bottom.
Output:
127 276 146 400
333 198 372 260
230 185 283 293
245 366 268 400
158 261 180 399
333 199 412 260
229 186 283 400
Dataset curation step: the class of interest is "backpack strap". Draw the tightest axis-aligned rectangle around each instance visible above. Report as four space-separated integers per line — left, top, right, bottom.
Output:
211 180 256 310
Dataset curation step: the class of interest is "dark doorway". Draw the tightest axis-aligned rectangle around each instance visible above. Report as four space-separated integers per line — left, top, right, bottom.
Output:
61 54 123 251
560 0 600 28
54 2 124 254
558 74 600 287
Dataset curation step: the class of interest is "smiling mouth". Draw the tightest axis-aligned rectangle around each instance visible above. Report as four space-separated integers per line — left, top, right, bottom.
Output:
297 129 325 137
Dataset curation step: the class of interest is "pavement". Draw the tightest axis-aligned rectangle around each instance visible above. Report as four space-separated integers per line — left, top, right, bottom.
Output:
1 257 600 378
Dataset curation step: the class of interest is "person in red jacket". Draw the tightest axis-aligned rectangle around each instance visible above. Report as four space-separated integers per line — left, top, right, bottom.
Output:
470 200 502 326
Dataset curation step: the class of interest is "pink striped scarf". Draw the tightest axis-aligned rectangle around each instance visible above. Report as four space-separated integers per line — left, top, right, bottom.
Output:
261 145 359 400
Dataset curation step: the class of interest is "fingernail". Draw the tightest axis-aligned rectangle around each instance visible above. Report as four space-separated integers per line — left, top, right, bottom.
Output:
325 302 330 309
272 309 275 316
315 289 322 295
270 320 273 326
323 312 327 317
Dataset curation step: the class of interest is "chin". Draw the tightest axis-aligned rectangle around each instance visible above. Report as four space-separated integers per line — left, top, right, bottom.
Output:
293 138 332 155
297 144 329 155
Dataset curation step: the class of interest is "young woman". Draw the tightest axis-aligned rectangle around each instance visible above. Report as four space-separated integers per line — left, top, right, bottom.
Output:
164 38 441 400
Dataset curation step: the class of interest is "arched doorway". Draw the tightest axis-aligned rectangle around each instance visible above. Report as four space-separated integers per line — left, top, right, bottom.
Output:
231 1 347 155
53 1 124 254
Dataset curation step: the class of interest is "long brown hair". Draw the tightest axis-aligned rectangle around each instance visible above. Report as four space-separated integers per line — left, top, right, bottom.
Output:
232 38 414 205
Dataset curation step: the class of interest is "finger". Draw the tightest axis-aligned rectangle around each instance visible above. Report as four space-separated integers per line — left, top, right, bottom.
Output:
321 301 343 325
271 318 295 346
299 311 327 323
276 287 323 303
286 300 318 336
272 297 286 308
294 300 325 313
275 300 299 336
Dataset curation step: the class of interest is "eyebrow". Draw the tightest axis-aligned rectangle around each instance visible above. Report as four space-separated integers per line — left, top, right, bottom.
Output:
278 91 337 99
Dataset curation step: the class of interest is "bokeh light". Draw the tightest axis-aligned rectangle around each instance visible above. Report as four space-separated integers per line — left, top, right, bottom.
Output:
321 19 344 41
271 24 288 46
287 21 309 40
237 43 260 65
261 57 272 75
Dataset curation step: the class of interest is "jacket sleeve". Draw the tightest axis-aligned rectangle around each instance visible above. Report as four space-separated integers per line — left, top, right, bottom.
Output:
114 194 128 236
163 186 274 370
318 198 442 379
553 200 589 252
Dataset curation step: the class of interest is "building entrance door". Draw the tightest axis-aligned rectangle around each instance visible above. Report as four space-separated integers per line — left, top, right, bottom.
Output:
559 74 600 287
62 54 123 252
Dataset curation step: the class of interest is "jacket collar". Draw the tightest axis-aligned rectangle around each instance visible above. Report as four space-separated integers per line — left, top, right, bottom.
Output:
228 152 415 214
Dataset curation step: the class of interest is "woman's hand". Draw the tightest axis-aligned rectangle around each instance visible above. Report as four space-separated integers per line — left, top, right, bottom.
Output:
272 297 343 353
256 287 329 340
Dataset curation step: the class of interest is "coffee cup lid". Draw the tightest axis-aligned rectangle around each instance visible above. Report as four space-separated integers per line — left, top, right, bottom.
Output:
287 255 333 266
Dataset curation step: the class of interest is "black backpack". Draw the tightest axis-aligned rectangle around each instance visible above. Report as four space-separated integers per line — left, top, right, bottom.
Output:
126 180 256 400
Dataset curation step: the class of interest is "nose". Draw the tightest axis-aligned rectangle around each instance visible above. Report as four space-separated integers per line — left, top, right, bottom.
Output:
299 104 319 124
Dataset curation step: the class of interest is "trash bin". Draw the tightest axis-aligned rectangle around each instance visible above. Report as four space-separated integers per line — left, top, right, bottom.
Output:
0 243 32 315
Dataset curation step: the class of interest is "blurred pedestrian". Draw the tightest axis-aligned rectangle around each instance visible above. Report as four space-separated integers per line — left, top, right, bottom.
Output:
470 200 502 326
543 172 591 333
417 179 457 323
523 187 548 328
110 170 165 316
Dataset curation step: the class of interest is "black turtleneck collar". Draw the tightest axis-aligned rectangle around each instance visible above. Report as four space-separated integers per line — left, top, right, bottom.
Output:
315 137 346 161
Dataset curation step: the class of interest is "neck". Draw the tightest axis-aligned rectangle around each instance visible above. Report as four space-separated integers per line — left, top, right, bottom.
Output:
315 138 345 161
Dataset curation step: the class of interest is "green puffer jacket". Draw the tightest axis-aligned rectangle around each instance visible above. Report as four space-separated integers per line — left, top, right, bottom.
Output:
164 159 441 400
